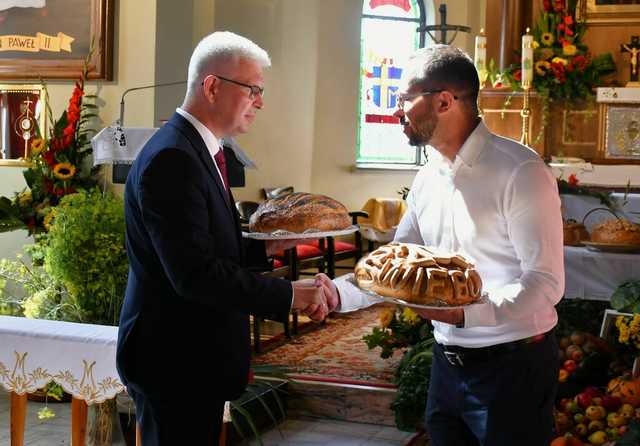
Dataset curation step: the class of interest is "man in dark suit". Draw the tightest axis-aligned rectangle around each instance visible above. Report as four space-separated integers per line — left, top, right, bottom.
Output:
116 31 329 445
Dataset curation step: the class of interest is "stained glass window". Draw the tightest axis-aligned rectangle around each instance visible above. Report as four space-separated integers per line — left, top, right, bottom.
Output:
357 0 430 166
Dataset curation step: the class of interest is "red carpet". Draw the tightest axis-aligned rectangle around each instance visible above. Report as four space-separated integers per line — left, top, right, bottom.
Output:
252 304 402 387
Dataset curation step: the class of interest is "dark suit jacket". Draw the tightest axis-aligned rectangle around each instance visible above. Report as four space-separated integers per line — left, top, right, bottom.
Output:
116 112 292 401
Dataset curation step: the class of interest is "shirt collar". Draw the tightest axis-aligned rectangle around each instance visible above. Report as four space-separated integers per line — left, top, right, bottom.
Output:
455 120 490 168
176 107 221 155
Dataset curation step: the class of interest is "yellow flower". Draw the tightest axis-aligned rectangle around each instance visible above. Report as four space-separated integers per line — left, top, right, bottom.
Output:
552 57 568 66
402 307 420 325
18 190 32 207
541 33 554 46
52 162 76 180
43 209 56 231
379 308 394 329
562 44 577 56
535 60 551 76
532 41 540 49
30 138 45 155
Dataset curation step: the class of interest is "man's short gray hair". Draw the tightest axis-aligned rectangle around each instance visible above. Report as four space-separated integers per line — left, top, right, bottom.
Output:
186 31 271 98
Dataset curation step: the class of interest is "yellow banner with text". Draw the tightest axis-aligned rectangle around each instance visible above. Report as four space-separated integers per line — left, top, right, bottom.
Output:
0 32 74 53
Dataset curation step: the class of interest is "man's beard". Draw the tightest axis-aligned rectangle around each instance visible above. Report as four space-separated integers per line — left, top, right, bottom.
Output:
405 114 438 147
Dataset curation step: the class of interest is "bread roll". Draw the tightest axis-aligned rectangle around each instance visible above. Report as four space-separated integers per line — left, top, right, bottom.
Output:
354 242 482 306
590 218 640 245
249 192 351 233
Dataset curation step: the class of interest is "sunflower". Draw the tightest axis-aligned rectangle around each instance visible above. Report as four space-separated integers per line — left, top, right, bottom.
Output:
541 32 554 46
535 60 551 76
30 138 45 155
52 162 76 180
402 307 420 325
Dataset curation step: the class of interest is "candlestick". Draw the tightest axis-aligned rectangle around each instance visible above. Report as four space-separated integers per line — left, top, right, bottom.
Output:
520 85 531 146
475 29 487 119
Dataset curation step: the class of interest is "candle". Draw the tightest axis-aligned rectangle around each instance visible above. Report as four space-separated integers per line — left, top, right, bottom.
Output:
521 28 534 87
474 29 487 85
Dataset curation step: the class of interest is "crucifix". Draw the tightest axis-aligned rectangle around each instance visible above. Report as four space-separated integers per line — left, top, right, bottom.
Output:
621 35 640 87
418 4 470 45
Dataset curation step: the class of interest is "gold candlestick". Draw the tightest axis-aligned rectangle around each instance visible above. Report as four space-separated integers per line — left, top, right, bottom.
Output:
520 82 531 146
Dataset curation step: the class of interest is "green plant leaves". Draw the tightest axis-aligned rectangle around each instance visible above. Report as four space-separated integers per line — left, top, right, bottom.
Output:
611 281 640 314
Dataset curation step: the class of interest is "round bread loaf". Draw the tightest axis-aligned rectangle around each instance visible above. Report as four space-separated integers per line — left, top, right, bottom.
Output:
590 218 640 245
563 220 590 246
354 242 482 306
249 192 351 233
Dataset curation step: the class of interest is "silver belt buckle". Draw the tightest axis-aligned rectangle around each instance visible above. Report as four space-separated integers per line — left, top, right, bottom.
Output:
444 351 464 366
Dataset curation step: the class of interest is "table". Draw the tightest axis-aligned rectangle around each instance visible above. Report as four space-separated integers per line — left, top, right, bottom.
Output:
0 316 124 446
564 246 640 301
0 316 229 445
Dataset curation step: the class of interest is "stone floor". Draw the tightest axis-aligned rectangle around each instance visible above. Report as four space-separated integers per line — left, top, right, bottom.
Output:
0 390 415 446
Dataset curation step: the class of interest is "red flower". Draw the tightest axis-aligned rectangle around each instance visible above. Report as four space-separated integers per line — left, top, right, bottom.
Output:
63 124 75 137
553 0 565 12
513 69 522 81
572 55 589 72
42 150 56 167
543 0 552 12
551 62 566 82
564 15 573 25
568 174 579 186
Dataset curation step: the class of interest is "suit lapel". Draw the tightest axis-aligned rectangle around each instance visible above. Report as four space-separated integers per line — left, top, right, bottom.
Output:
166 113 233 215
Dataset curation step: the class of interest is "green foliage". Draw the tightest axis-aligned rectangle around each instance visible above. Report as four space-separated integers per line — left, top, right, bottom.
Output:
556 299 610 337
363 306 431 358
611 281 640 314
392 338 434 432
556 179 617 212
44 188 127 325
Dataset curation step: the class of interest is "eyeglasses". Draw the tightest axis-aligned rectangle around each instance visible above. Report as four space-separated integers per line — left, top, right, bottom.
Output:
396 89 458 110
203 74 264 99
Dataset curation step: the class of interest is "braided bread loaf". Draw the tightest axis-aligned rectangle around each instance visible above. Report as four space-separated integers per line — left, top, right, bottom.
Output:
354 242 482 306
249 192 351 234
590 219 640 245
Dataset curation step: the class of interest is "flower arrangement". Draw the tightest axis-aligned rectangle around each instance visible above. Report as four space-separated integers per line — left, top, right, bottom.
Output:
363 305 429 359
0 55 99 234
615 314 640 349
492 0 615 103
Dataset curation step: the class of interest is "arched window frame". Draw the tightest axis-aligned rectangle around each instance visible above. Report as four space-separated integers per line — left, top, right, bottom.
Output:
356 0 433 168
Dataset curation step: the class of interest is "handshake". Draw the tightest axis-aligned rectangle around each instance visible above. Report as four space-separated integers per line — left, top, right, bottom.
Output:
290 273 340 321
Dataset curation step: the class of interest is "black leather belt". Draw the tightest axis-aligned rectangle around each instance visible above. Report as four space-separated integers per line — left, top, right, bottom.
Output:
439 331 551 367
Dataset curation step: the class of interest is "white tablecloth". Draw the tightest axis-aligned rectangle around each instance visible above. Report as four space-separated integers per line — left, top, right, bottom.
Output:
0 316 123 404
564 246 640 301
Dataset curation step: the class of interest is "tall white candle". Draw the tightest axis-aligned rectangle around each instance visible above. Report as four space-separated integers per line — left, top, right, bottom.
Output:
521 28 534 87
474 29 487 76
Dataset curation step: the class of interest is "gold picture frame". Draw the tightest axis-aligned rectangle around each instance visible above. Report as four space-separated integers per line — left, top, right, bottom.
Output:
0 84 47 167
580 0 640 24
596 101 640 164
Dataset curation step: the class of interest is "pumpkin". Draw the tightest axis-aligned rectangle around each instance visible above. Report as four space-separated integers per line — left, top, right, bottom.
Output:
607 375 640 407
550 433 584 446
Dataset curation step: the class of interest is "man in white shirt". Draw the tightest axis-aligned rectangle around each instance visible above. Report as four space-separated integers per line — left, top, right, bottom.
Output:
318 45 564 445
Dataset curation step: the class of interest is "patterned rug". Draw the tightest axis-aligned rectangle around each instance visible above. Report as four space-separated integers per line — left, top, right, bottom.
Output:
253 304 403 387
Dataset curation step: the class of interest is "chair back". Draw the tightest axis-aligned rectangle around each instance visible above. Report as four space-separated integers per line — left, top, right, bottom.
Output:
262 186 294 200
235 201 259 224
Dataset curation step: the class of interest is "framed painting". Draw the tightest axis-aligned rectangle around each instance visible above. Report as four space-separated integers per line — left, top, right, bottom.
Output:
597 98 640 164
580 0 640 24
0 0 114 80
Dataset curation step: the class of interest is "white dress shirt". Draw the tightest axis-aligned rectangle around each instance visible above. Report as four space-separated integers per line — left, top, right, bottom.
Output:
337 122 564 348
175 108 226 187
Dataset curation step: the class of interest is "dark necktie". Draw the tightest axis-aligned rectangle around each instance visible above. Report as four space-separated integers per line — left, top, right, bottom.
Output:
213 147 229 190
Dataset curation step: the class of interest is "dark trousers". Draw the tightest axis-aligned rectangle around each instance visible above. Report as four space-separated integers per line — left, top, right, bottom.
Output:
128 384 225 446
425 332 559 446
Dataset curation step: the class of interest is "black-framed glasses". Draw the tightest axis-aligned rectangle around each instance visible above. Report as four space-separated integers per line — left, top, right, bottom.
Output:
396 89 458 110
203 74 264 99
